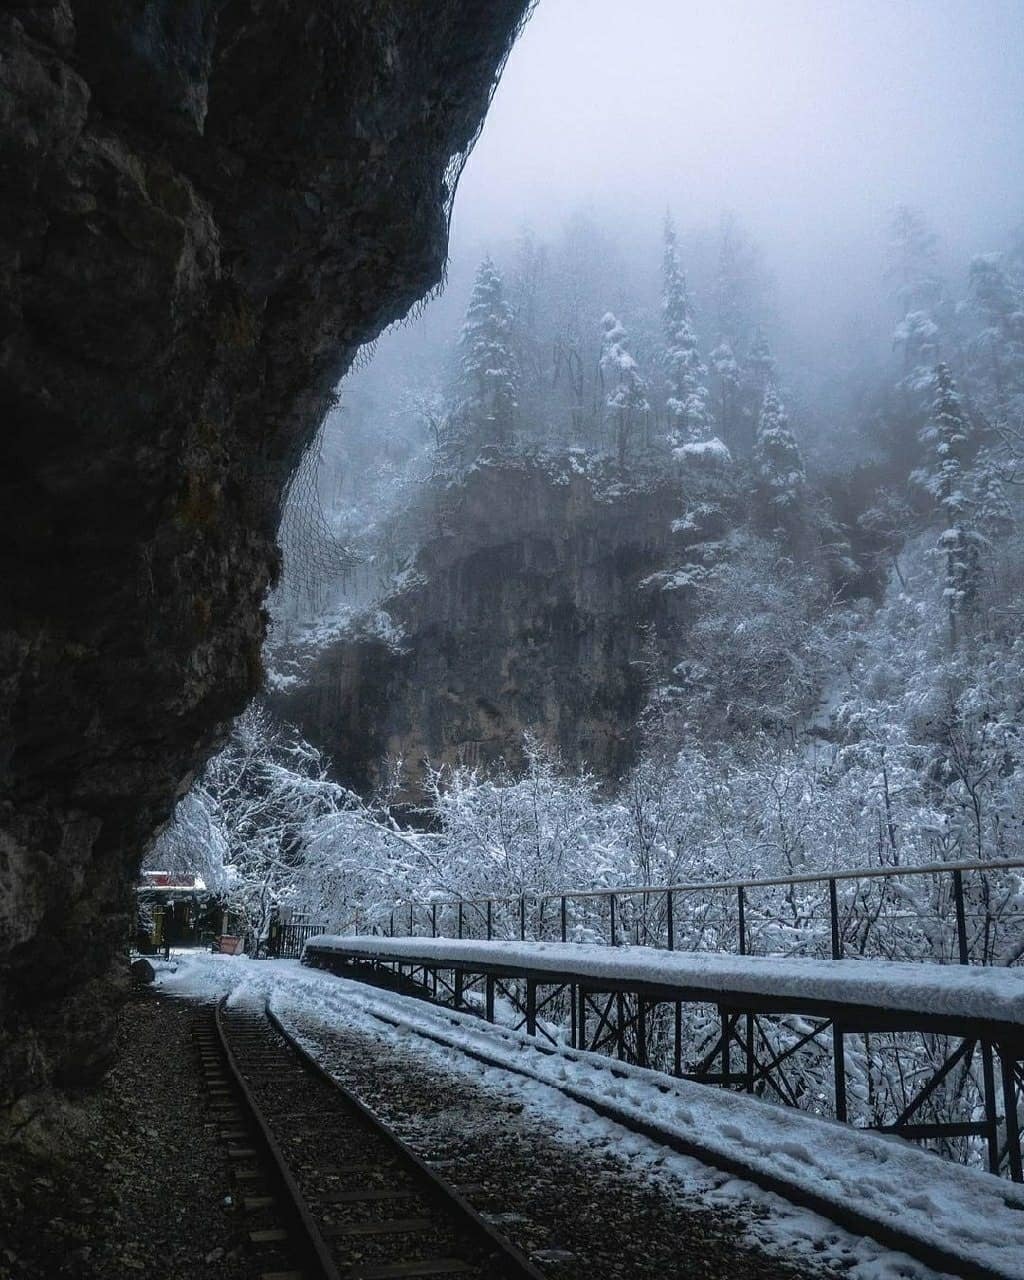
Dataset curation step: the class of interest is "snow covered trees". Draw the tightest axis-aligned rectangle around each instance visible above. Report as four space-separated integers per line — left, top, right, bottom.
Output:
662 214 711 444
599 310 650 467
709 340 740 447
149 706 348 948
973 452 1014 543
882 205 953 471
448 256 519 466
753 381 805 514
968 252 1024 422
917 363 978 643
887 203 943 319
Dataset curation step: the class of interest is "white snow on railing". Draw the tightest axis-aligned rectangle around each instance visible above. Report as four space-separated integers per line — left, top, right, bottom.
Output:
308 936 1024 1027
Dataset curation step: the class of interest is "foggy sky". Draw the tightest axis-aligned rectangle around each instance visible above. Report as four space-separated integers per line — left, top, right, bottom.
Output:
448 0 1024 338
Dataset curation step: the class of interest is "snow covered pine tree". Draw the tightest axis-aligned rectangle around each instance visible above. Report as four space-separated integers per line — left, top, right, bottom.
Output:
599 311 650 467
754 381 805 516
917 362 979 645
450 255 519 465
662 213 712 446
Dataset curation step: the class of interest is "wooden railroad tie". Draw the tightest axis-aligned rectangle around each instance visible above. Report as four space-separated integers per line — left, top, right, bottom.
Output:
321 1217 432 1239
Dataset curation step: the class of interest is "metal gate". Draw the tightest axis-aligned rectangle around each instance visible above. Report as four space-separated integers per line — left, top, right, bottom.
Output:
268 922 325 959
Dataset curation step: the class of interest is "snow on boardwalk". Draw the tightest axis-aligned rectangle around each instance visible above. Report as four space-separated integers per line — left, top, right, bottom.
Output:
162 953 1024 1280
309 935 1024 1032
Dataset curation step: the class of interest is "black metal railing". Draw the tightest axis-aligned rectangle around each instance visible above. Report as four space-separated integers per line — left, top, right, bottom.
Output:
269 921 328 959
374 856 1024 967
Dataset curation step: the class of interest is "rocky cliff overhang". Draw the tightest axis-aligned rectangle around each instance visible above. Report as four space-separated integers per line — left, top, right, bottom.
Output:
0 0 531 1124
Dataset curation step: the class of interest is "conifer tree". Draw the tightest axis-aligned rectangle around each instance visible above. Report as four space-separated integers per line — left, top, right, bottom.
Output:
918 363 978 643
883 207 951 472
887 203 942 318
456 256 518 455
754 381 805 512
714 213 758 351
742 328 776 448
968 252 1024 420
599 311 649 468
893 310 941 393
746 329 775 397
662 214 711 443
709 340 740 448
973 451 1014 543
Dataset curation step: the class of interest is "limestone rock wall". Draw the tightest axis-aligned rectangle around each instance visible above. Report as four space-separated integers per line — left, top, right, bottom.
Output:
270 462 694 800
0 0 530 1120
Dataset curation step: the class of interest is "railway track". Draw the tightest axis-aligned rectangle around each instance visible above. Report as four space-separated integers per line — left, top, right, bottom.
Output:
197 997 546 1280
304 984 1010 1280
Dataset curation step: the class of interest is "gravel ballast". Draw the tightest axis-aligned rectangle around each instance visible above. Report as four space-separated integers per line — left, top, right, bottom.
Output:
0 989 253 1280
281 1006 836 1280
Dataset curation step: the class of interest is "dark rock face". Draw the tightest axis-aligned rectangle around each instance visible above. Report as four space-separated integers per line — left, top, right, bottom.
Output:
270 462 693 800
0 0 530 1120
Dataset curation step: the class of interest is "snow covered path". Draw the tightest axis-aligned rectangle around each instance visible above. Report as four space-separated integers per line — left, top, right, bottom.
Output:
309 935 1024 1031
160 951 1024 1279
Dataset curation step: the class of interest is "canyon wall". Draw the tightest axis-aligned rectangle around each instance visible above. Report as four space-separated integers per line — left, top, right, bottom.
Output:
269 459 700 799
0 0 530 1124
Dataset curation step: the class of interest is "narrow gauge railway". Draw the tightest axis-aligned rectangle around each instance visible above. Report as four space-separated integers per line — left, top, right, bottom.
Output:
198 998 545 1280
294 960 1022 1280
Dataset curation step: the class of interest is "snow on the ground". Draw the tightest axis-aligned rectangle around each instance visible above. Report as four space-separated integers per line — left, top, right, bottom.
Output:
158 950 1024 1279
310 935 1024 1027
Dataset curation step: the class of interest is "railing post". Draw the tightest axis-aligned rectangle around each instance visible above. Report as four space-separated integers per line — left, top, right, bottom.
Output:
431 902 437 938
828 877 846 1120
952 868 969 964
666 889 674 951
560 895 567 943
829 878 842 959
744 1014 754 1092
673 1001 682 1076
737 885 747 956
389 909 395 937
982 1042 999 1174
485 976 495 1022
609 893 617 947
636 997 648 1069
1000 1046 1023 1182
486 899 493 941
833 1020 847 1122
519 894 526 942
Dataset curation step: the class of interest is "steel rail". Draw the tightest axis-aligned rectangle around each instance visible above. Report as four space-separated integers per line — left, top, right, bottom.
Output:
333 993 1014 1280
213 996 345 1280
382 853 1024 916
262 1002 547 1280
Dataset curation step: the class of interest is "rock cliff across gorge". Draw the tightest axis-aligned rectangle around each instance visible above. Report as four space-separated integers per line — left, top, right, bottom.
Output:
267 455 709 798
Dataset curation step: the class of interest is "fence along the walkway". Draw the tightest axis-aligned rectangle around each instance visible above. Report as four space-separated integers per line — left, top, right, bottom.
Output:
270 920 328 959
329 858 1024 1178
376 856 1024 967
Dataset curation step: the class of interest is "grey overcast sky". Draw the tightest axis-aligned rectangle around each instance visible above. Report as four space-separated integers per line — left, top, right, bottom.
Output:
450 0 1024 306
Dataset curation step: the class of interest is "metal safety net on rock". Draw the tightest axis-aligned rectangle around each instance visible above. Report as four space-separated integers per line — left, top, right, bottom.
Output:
276 407 360 619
